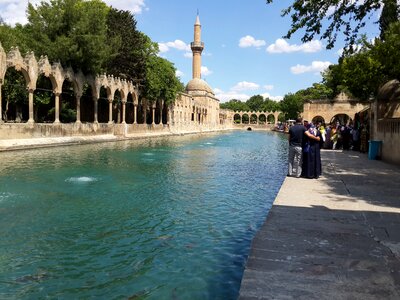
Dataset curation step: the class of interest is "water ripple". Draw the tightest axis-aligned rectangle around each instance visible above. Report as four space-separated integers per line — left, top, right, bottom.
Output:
0 131 287 300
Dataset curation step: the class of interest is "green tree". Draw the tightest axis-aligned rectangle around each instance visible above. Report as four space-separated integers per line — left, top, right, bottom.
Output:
23 0 112 74
2 69 28 121
105 8 147 81
322 23 400 100
143 55 184 105
295 83 333 101
266 0 389 49
379 0 399 40
246 95 264 111
261 98 280 112
220 99 250 111
280 93 303 120
0 24 29 52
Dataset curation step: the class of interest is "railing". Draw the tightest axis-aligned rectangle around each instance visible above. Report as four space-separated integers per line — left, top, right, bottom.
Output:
377 118 400 135
190 42 204 49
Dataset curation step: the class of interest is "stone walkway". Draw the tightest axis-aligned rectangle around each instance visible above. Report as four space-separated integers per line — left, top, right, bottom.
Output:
239 150 400 299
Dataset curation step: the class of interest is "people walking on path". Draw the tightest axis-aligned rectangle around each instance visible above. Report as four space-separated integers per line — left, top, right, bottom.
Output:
287 118 306 177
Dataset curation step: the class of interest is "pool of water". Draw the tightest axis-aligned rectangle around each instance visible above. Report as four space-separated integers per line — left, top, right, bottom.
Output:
0 131 288 299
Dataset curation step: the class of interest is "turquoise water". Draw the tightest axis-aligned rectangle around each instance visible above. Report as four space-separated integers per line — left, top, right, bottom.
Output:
0 131 288 299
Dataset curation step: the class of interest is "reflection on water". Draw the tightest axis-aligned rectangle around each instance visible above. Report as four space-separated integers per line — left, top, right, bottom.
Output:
0 131 288 299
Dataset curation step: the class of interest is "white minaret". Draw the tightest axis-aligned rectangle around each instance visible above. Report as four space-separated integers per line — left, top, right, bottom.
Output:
191 13 204 80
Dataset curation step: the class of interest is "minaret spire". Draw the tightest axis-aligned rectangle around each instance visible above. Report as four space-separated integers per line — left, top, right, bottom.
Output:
191 13 204 79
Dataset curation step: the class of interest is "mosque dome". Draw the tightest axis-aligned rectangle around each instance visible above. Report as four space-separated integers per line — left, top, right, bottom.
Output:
186 78 214 95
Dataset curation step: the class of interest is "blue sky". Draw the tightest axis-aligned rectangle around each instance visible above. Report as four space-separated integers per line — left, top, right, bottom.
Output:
0 0 381 102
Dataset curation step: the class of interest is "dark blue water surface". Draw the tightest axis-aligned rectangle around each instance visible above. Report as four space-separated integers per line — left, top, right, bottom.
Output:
0 131 288 299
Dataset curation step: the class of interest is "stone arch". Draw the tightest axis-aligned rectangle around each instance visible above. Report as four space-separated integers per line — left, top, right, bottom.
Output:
267 113 275 124
259 113 266 124
155 99 162 124
250 113 258 124
126 92 135 124
81 82 94 123
2 66 29 122
35 73 55 123
330 114 352 126
312 115 325 125
6 47 31 86
234 113 241 124
162 100 169 125
113 89 123 123
242 113 250 124
60 77 76 123
98 85 110 123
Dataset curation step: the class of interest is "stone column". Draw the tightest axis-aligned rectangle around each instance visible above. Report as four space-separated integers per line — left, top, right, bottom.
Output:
167 107 171 125
373 99 378 140
133 104 138 124
93 96 98 123
122 100 126 124
28 89 35 124
152 103 156 125
54 92 61 124
75 95 81 124
159 100 164 124
143 103 147 124
108 98 113 124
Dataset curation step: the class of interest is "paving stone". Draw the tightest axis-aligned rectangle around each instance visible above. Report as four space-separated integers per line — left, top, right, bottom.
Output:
239 150 400 299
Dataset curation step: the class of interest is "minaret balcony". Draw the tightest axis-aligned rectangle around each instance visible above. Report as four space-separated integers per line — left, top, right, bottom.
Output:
191 42 204 50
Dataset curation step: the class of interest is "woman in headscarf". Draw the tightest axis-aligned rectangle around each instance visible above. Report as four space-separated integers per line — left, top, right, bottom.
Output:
302 123 323 179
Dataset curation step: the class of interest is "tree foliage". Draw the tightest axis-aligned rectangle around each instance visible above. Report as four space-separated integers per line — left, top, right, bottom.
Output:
22 0 112 74
220 99 250 111
0 0 184 106
220 96 281 112
143 55 184 105
322 22 400 100
105 8 147 81
379 0 399 40
266 0 386 49
280 93 303 120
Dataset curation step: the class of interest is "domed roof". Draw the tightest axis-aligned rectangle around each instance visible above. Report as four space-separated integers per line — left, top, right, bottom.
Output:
186 78 214 95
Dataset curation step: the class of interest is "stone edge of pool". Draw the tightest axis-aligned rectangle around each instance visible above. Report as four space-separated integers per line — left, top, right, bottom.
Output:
0 129 238 152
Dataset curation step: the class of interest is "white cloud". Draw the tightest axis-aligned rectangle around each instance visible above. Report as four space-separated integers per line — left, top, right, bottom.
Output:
104 0 147 14
0 0 146 26
215 90 250 102
201 66 212 77
261 93 283 102
239 35 266 48
264 85 274 91
267 38 323 53
232 81 260 92
184 52 192 58
290 61 332 75
216 81 282 103
176 70 184 78
158 40 190 53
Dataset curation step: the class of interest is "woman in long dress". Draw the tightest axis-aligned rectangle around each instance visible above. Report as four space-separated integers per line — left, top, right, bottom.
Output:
302 124 323 179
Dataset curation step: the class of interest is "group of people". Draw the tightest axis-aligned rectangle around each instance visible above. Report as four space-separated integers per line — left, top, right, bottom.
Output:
318 121 369 152
287 118 323 179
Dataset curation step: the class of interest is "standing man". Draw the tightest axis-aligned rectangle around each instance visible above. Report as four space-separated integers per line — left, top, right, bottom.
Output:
288 117 306 177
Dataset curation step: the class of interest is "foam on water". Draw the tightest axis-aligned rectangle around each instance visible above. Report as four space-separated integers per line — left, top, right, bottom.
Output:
0 192 14 202
65 176 97 183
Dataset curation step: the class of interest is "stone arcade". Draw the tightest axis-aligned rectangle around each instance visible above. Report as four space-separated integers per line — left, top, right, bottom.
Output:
0 14 232 141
